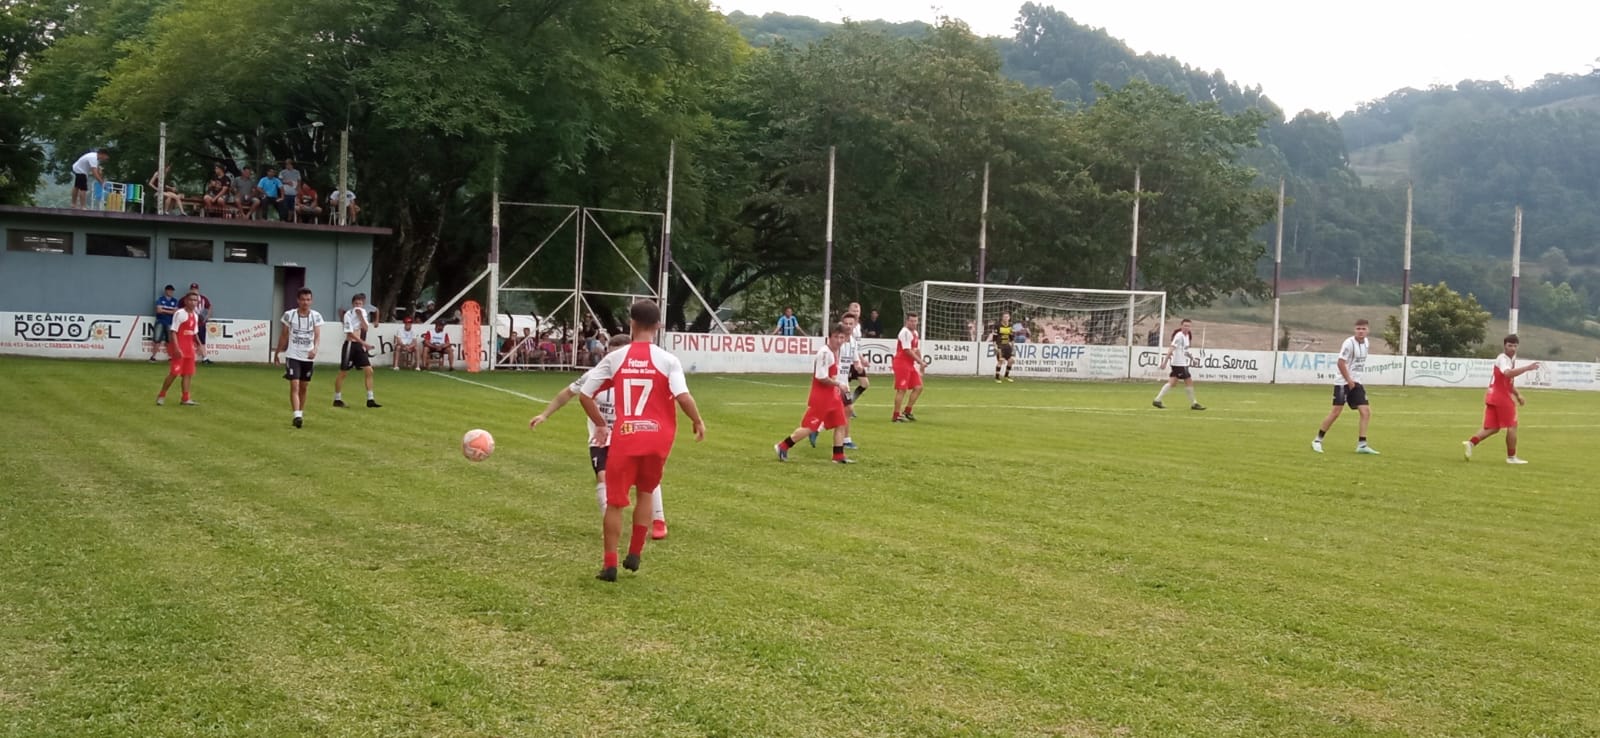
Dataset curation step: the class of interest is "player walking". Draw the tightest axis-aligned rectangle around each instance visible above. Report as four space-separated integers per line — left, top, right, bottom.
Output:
333 293 381 408
814 312 865 447
531 334 670 539
1153 318 1205 410
579 300 706 582
156 292 203 406
1464 334 1540 464
277 288 323 428
892 313 925 422
990 310 1016 383
781 322 855 464
1313 319 1378 454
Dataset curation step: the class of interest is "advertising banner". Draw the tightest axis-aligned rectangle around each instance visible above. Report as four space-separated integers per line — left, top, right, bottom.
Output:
1276 350 1404 385
1 312 139 358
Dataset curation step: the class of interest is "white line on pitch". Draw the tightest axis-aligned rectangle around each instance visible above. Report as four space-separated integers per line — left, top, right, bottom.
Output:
711 376 796 388
432 372 549 403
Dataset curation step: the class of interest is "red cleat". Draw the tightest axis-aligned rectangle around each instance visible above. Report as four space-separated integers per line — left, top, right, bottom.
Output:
651 520 669 540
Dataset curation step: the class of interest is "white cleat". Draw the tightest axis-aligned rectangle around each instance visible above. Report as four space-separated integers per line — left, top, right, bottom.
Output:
155 397 165 406
1356 445 1381 455
1311 438 1323 454
1506 456 1529 465
1463 441 1473 461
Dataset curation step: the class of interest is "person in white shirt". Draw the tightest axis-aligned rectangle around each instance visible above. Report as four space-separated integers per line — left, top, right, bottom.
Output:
835 312 867 447
422 319 453 370
528 334 670 539
327 189 361 224
276 288 324 428
1152 318 1205 410
71 149 109 209
393 317 421 370
333 293 381 408
1313 318 1378 454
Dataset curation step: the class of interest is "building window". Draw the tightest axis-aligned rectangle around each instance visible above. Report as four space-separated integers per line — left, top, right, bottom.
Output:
85 233 151 258
223 241 268 264
169 238 214 262
6 230 73 254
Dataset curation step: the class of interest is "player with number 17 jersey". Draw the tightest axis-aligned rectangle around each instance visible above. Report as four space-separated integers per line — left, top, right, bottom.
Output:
583 341 690 460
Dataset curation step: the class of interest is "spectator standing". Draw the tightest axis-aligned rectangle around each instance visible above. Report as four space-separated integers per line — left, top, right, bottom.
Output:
190 282 214 364
150 284 179 362
258 167 286 220
279 159 302 204
232 166 260 219
862 309 883 338
293 183 322 223
71 149 110 209
773 307 801 336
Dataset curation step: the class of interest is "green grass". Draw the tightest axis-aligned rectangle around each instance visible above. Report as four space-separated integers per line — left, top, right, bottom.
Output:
3 356 1599 737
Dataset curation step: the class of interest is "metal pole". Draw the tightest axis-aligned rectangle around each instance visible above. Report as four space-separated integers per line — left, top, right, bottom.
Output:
337 128 350 226
1271 177 1284 355
155 122 167 215
1126 165 1140 354
1356 256 1362 287
573 208 585 367
487 177 500 371
1510 205 1523 334
976 161 989 346
660 140 675 322
1401 183 1413 362
822 146 836 332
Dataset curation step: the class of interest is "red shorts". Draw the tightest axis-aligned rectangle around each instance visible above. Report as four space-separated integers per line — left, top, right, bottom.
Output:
801 403 848 432
1483 403 1517 430
169 354 196 377
893 364 923 390
604 453 667 507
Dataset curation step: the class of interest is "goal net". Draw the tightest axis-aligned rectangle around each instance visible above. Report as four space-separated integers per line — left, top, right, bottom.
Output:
900 281 1167 347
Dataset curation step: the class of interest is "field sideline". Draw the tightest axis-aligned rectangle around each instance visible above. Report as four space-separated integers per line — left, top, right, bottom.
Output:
2 356 1597 737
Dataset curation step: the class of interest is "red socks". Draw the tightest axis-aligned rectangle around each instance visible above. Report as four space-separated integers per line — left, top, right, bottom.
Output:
832 445 845 462
1469 436 1482 446
628 524 648 556
603 551 618 568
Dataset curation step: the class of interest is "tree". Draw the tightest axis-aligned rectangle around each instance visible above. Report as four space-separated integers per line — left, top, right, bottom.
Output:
1383 282 1490 356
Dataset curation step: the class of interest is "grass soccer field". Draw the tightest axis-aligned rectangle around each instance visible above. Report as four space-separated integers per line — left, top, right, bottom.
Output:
2 356 1598 737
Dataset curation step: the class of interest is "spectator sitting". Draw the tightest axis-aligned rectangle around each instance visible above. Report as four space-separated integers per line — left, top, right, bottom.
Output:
394 317 421 370
147 165 185 215
862 309 883 338
231 166 260 219
422 320 453 370
203 164 231 217
257 167 286 220
293 183 323 223
328 188 360 224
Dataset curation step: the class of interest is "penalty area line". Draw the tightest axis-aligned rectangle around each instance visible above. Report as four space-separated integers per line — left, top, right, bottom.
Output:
431 372 549 404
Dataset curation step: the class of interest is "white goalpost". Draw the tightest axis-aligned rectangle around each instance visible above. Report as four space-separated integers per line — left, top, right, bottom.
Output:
901 280 1166 377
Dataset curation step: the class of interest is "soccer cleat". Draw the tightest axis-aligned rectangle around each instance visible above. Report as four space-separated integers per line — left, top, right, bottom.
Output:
1190 403 1206 411
202 358 213 365
148 356 156 363
808 431 818 448
1311 438 1323 453
843 439 857 450
996 378 1002 383
180 400 197 406
651 520 668 540
292 416 303 429
1463 441 1473 461
892 415 907 423
1356 445 1381 455
1005 377 1014 383
155 397 165 406
333 399 347 408
833 457 855 464
1152 400 1164 409
596 566 618 582
1506 457 1529 465
622 553 641 572
903 411 917 422
774 443 788 462
366 399 381 408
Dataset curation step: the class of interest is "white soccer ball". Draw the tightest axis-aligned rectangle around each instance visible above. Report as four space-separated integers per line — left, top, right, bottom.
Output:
462 429 495 462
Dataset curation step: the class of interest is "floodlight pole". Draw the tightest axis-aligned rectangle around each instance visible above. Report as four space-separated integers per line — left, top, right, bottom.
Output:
1401 182 1413 368
487 176 501 370
337 127 350 226
976 161 989 344
155 122 167 215
1271 176 1285 357
1126 165 1141 360
660 140 675 328
822 145 836 332
1510 205 1523 334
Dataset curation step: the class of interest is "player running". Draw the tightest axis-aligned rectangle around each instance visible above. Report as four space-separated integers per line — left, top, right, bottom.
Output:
579 300 706 582
1152 318 1205 410
333 293 381 408
1464 334 1540 464
156 291 203 406
892 312 925 422
989 310 1016 383
1313 318 1378 454
781 322 854 464
277 288 323 428
530 334 670 539
813 312 864 447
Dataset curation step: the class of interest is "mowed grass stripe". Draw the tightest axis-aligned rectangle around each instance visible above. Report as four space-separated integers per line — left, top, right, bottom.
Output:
2 356 1598 737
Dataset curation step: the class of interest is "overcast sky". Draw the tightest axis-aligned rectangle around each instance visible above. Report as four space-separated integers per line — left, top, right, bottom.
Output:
713 0 1599 116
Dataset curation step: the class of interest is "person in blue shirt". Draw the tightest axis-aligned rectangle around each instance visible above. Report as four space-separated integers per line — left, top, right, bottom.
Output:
150 284 179 362
773 306 802 336
257 167 287 220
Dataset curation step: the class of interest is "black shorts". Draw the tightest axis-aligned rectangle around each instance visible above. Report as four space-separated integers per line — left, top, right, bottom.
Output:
1169 365 1192 380
997 344 1014 360
340 341 371 371
590 445 608 475
848 365 865 382
284 358 315 382
73 173 89 191
1332 384 1369 408
196 319 208 344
